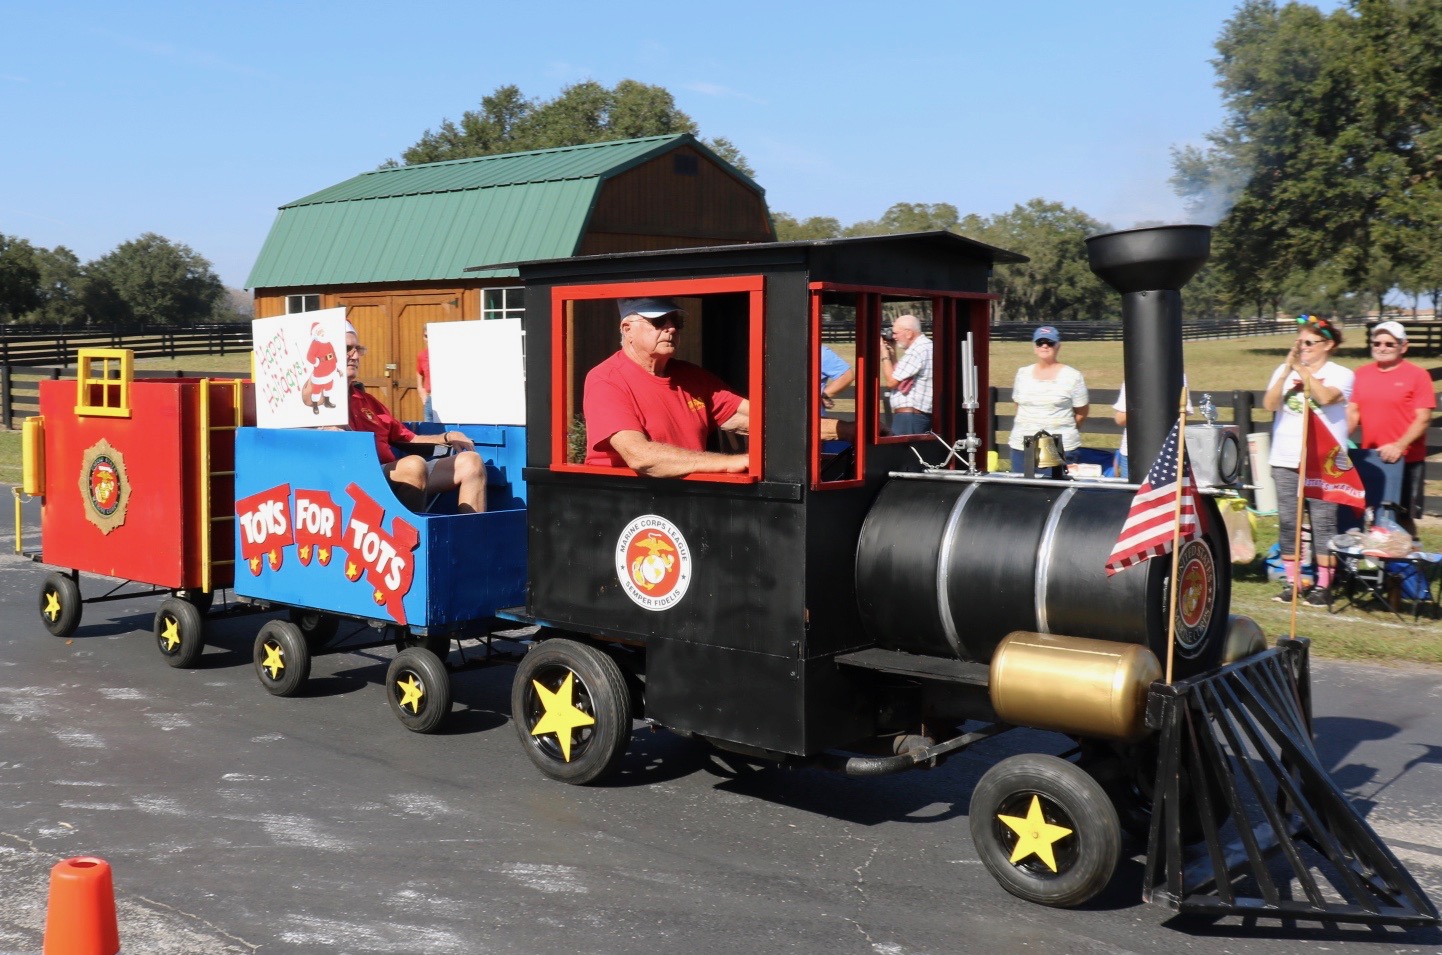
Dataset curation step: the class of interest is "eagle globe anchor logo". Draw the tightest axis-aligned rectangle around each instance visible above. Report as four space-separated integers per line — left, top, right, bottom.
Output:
615 515 692 611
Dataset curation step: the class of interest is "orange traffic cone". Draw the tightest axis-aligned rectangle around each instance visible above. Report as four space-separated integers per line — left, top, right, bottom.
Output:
43 856 120 955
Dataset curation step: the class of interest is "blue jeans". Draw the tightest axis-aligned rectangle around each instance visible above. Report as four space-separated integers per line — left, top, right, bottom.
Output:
423 395 438 423
890 411 932 435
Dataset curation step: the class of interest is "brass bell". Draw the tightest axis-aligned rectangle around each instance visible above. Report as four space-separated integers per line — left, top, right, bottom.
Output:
1034 431 1063 469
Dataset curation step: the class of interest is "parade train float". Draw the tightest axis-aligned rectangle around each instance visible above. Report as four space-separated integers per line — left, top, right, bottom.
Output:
18 225 1438 925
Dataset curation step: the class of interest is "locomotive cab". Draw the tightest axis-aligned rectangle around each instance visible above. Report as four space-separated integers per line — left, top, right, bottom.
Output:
511 233 1035 756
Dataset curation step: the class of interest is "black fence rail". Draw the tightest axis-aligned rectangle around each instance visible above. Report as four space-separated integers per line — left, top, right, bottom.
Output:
988 318 1287 342
1365 320 1442 357
0 324 250 368
0 365 244 431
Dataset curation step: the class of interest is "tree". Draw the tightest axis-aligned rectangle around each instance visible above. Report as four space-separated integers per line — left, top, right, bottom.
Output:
844 202 961 237
85 233 225 326
771 212 842 241
0 234 43 321
397 81 755 177
24 244 88 326
1175 0 1442 314
961 200 1114 324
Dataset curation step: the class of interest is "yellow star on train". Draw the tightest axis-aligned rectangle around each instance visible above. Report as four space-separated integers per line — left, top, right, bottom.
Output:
317 545 330 564
997 795 1073 872
160 617 181 651
249 555 263 574
261 642 286 679
529 673 595 762
298 543 311 562
44 591 60 621
396 674 425 713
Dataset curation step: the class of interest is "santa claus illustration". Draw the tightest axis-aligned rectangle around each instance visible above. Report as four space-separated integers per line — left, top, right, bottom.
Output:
305 322 340 413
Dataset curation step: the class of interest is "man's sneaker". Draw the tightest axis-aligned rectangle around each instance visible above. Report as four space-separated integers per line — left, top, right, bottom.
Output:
1303 587 1331 608
1272 584 1296 603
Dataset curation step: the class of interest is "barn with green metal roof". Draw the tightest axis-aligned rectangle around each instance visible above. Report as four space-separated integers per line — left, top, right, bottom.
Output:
248 134 773 419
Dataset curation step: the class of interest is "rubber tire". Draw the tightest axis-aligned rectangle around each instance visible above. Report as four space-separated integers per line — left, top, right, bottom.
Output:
254 620 311 697
288 608 340 651
398 629 450 660
39 572 82 638
176 588 214 616
1088 738 1230 846
512 638 632 786
969 753 1122 909
154 597 206 669
386 648 452 734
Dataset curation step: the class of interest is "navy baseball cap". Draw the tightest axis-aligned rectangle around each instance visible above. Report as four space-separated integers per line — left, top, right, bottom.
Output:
1032 325 1060 343
618 297 682 320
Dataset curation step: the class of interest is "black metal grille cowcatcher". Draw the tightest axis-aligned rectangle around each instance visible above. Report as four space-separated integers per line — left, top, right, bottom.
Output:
1143 638 1439 925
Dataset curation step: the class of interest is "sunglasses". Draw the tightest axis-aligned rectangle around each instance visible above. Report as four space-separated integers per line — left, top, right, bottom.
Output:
346 344 368 356
1034 340 1057 348
1297 339 1325 348
1371 339 1400 349
642 314 683 330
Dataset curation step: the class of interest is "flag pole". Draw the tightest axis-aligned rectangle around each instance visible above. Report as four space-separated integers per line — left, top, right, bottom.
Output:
1289 376 1311 638
1164 383 1190 685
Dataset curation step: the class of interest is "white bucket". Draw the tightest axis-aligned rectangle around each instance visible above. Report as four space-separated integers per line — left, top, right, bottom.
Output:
1248 431 1278 514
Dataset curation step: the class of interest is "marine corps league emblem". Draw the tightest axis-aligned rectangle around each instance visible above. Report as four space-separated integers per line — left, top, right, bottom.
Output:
77 439 131 534
615 514 691 611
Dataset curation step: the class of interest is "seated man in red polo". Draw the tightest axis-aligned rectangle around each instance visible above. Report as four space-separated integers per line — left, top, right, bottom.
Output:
584 298 750 477
344 322 487 512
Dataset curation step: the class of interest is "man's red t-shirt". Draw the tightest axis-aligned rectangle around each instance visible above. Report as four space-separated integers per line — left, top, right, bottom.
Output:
416 348 430 389
348 385 415 465
583 352 743 467
1351 360 1437 463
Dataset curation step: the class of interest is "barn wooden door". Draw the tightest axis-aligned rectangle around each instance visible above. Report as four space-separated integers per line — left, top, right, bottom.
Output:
335 296 395 410
394 294 461 421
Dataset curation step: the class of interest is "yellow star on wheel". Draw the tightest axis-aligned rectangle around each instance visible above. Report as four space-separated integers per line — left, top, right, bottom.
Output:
160 617 181 651
261 642 286 679
44 591 61 621
396 674 425 713
997 795 1074 872
529 672 595 762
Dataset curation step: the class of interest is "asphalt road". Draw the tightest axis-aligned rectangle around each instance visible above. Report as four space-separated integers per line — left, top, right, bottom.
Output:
2 503 1441 954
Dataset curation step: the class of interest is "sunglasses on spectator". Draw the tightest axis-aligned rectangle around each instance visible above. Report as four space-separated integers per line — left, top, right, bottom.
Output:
1371 339 1400 349
640 314 683 330
1296 339 1325 348
1034 340 1057 348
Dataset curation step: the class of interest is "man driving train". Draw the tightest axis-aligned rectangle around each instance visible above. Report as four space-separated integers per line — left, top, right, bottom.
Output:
583 297 750 477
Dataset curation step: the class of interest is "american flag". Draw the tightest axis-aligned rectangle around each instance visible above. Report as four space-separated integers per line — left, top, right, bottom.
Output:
1104 421 1201 576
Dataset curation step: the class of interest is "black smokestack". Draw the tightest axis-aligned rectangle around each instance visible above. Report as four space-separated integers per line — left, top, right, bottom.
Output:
1085 225 1211 477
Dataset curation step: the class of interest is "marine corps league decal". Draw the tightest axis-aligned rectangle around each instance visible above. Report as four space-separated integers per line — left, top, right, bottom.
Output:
78 439 131 534
615 515 692 611
1171 538 1216 654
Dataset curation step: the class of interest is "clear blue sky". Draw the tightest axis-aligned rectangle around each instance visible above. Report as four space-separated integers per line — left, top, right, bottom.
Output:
4 1 1272 290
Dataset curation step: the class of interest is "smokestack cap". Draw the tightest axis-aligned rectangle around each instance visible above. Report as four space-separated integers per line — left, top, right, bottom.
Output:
1086 225 1212 294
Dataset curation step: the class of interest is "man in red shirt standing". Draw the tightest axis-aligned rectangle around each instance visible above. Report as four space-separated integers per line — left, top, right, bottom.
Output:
1347 320 1436 533
584 298 750 477
344 323 487 512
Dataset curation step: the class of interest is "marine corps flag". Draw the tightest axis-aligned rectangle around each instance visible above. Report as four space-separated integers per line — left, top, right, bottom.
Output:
1303 407 1365 510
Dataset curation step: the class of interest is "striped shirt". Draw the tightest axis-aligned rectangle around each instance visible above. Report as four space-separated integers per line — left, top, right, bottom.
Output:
889 334 933 414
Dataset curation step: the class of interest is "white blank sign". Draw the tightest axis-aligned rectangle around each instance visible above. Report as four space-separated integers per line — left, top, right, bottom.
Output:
428 319 525 425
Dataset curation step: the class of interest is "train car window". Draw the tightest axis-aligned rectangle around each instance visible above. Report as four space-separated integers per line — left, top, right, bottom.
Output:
813 291 863 487
876 295 942 445
549 276 765 483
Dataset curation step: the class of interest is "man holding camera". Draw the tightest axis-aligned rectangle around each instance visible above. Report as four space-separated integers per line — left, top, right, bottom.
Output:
880 314 934 435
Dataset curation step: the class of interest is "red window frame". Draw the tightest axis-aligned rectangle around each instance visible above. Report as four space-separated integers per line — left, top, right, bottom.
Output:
808 283 997 489
549 275 765 484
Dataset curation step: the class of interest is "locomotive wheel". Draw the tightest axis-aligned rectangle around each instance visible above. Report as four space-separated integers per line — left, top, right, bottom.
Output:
512 638 631 786
969 754 1121 909
288 608 340 651
154 597 206 669
386 648 452 734
398 629 450 660
39 572 82 638
175 588 214 616
1089 737 1230 846
254 620 311 697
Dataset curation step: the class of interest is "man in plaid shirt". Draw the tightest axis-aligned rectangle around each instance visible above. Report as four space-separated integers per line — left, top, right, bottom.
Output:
880 314 933 435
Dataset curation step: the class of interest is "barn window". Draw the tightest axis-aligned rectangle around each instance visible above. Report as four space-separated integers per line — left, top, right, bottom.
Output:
482 287 525 320
285 294 321 313
549 276 764 484
672 153 699 176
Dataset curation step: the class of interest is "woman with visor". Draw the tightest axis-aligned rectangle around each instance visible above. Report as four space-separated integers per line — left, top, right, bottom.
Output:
1263 314 1354 606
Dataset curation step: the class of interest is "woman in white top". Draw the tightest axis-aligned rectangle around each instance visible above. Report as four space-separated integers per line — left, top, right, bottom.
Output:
1009 324 1089 477
1263 314 1354 606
